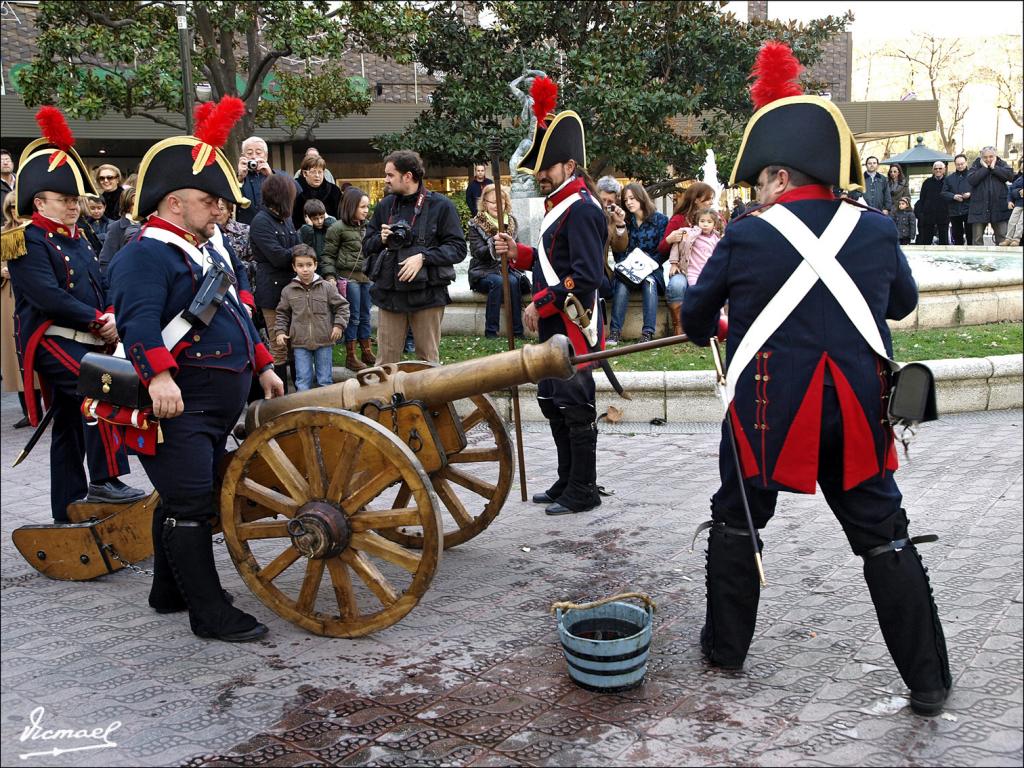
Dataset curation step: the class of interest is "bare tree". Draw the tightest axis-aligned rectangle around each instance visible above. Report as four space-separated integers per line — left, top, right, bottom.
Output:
890 36 971 154
980 39 1023 129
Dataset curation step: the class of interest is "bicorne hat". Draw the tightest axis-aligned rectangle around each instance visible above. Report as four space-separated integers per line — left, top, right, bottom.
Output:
730 42 863 192
134 97 250 219
516 77 587 175
15 107 98 218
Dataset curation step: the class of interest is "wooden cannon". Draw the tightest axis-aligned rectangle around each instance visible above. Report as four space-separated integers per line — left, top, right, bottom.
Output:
13 336 577 637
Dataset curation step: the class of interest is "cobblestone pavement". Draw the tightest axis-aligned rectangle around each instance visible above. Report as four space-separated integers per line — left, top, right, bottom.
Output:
1 390 1021 767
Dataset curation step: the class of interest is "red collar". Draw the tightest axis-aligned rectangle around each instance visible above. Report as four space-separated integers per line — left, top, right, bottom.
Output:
30 212 77 238
546 176 587 211
775 185 836 204
143 215 202 246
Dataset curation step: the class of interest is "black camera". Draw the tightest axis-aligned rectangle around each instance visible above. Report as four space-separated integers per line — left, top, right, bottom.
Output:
387 219 415 250
247 159 259 173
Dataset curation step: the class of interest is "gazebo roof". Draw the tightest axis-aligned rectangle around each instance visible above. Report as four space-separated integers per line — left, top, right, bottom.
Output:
884 137 954 171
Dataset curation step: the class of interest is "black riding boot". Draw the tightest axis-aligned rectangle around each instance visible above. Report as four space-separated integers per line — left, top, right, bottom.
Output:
148 501 186 613
860 511 951 716
701 520 763 669
533 399 572 505
162 494 267 642
546 405 601 515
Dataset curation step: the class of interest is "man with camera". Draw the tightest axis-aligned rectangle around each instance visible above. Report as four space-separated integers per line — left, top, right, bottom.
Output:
235 136 297 225
362 150 466 364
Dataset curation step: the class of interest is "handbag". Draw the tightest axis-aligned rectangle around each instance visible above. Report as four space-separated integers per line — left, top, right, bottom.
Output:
614 247 660 285
336 277 349 298
77 353 151 409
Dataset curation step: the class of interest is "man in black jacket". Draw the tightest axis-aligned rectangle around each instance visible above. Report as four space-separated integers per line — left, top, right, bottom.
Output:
966 147 1013 245
942 154 973 245
915 161 949 245
362 150 466 364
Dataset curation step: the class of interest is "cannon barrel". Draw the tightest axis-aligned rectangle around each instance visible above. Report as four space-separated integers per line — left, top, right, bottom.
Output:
246 334 576 432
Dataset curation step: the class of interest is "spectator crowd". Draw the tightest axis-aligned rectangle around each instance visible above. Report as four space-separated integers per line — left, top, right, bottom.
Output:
2 141 1022 418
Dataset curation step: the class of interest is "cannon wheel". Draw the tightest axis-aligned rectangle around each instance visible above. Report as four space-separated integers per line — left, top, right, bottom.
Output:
382 360 514 550
220 407 443 637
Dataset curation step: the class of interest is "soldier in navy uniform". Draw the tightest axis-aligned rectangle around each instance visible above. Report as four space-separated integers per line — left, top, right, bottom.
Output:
682 43 951 716
108 98 284 643
8 107 144 521
495 77 606 516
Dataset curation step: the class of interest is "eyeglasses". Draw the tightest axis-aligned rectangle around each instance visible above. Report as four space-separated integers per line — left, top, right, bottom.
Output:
38 195 80 205
97 175 118 182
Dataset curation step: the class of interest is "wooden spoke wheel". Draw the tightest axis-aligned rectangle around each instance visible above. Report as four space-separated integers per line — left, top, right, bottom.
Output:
219 407 442 637
381 360 513 550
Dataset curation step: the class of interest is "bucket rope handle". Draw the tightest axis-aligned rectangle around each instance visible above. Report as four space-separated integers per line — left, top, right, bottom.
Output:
550 592 656 615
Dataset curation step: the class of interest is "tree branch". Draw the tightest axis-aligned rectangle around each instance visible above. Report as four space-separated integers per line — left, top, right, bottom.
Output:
243 48 290 101
81 3 164 29
134 110 187 131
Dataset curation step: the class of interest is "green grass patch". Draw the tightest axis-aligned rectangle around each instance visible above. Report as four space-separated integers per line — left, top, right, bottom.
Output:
335 322 1023 371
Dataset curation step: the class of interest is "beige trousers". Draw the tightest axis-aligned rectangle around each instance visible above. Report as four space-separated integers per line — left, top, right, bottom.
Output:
377 306 445 364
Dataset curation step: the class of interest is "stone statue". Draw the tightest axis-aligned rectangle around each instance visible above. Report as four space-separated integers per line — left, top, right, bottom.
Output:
508 69 547 199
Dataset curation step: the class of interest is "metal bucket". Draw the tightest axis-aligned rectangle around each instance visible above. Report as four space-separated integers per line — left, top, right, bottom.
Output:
553 592 655 693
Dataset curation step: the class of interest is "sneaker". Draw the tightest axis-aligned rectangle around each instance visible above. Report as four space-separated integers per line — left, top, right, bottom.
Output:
606 331 620 347
640 331 654 343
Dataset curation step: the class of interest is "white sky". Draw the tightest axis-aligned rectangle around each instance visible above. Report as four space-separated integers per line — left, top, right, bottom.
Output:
720 1 1024 39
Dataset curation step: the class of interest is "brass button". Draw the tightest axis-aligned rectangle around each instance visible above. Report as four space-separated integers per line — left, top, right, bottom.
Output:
214 351 221 356
47 233 54 238
762 423 767 429
193 335 201 342
64 256 70 262
754 374 761 381
753 424 759 430
69 282 75 288
195 352 202 358
55 245 62 251
763 375 771 382
69 269 74 275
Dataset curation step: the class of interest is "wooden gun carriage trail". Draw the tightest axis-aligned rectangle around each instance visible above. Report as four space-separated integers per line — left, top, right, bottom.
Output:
13 336 588 638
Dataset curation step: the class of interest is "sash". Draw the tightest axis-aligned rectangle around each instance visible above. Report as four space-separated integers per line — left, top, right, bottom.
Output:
535 191 604 347
724 201 866 405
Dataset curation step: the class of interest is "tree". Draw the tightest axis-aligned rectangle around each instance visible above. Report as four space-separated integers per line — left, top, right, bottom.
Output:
18 1 420 156
373 1 850 194
889 35 971 154
980 38 1023 129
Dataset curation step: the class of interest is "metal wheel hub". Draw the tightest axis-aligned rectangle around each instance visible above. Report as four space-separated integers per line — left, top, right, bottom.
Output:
287 502 350 559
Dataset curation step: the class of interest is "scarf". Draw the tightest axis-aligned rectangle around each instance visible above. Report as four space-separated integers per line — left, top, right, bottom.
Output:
472 211 517 240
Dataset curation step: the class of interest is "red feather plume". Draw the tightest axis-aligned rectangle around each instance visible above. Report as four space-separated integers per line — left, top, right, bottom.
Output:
531 76 558 128
193 96 245 150
749 41 804 111
193 102 216 134
35 106 75 152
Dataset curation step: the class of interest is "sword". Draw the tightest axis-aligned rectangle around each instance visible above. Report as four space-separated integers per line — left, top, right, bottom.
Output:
564 293 631 399
11 405 56 468
710 337 766 587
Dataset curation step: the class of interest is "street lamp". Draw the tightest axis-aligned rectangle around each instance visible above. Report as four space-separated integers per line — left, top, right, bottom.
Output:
175 1 194 133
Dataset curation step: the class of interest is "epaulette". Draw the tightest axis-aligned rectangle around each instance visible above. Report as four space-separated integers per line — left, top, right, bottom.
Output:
1 223 28 261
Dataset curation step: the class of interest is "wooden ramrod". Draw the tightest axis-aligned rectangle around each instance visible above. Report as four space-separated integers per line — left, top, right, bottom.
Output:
246 334 577 431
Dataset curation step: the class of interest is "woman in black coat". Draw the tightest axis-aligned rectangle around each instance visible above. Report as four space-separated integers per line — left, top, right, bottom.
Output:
292 154 341 229
250 174 300 367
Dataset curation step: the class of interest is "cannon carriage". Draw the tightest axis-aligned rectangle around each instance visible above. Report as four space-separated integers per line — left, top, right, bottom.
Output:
13 337 576 637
